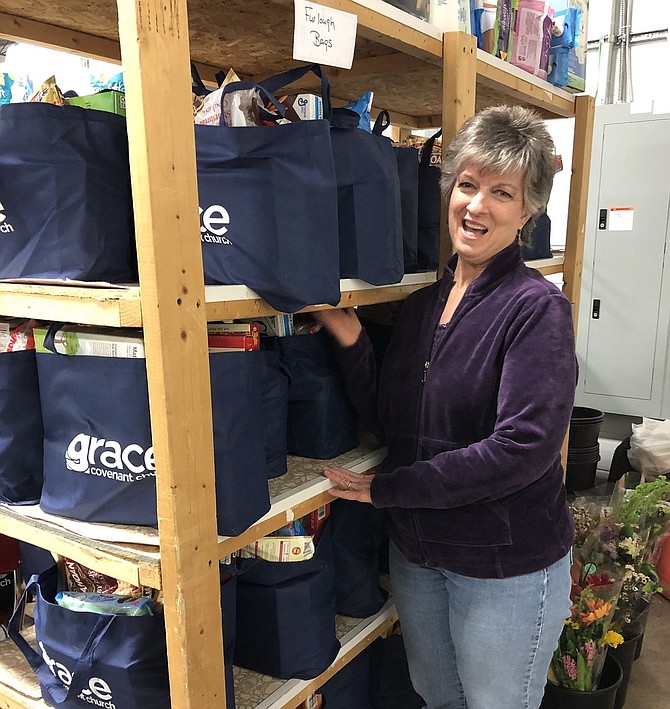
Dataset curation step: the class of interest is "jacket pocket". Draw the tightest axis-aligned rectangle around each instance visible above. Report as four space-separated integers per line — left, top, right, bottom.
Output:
414 501 513 548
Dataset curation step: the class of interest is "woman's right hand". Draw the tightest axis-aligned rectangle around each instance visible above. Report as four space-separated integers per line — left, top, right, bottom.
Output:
312 307 362 348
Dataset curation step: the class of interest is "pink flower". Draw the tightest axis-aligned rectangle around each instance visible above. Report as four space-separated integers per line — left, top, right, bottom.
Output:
583 640 597 666
562 654 578 680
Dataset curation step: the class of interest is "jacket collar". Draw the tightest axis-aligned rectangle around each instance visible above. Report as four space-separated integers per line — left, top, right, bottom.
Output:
441 242 525 299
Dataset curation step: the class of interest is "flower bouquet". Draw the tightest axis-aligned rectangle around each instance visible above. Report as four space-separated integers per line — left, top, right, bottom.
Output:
609 562 660 638
548 567 623 691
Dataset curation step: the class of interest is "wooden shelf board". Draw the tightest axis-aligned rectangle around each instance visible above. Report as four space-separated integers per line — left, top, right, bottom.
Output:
0 505 161 588
0 604 398 709
526 255 565 276
0 283 142 327
0 626 48 709
0 440 384 591
205 273 437 320
476 50 575 119
0 5 576 122
235 599 399 709
218 440 386 558
0 274 435 326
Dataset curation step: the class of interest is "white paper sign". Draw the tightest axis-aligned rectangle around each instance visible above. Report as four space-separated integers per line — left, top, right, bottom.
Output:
293 0 358 70
609 207 634 232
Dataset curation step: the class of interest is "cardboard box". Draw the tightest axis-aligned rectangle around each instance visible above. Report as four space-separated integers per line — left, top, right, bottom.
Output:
208 333 260 351
33 326 144 358
292 94 323 121
240 536 315 562
66 90 126 117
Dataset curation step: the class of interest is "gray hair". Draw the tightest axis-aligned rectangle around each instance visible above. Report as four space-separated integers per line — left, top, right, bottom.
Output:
440 105 556 246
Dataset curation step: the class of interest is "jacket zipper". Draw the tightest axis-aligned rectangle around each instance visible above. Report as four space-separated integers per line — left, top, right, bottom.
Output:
410 358 432 564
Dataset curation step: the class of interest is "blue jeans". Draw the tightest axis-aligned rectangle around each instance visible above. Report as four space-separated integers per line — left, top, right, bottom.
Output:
389 540 572 709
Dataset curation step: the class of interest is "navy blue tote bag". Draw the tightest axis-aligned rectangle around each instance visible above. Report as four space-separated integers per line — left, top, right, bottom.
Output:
322 500 387 618
416 129 442 271
373 111 419 273
268 331 358 459
259 64 404 285
234 531 340 680
0 350 43 504
521 211 552 260
195 81 340 313
259 350 289 479
319 646 372 708
8 566 170 709
220 562 240 709
0 103 136 282
36 345 270 536
369 634 424 709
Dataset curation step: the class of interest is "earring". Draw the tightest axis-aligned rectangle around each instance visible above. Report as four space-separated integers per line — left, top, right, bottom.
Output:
516 228 522 241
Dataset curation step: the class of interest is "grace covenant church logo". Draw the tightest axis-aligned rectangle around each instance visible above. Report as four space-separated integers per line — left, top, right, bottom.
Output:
0 202 15 233
200 204 232 245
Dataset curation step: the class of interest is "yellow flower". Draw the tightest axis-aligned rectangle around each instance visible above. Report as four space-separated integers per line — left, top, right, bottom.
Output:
605 631 624 648
579 598 612 625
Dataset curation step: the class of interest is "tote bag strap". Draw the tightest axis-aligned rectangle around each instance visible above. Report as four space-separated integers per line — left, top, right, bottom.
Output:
8 571 115 705
191 62 211 96
372 109 391 136
257 63 332 121
420 129 442 167
219 80 287 123
41 322 66 355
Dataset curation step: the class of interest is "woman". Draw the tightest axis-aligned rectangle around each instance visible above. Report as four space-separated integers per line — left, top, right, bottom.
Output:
317 106 576 709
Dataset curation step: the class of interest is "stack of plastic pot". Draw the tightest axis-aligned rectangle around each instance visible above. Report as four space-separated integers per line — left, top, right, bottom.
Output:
566 407 604 493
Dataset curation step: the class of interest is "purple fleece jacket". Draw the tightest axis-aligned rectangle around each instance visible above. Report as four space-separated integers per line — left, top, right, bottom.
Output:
336 243 576 578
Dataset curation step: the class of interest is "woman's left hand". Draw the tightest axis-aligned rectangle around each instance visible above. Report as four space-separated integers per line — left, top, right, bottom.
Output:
324 466 374 504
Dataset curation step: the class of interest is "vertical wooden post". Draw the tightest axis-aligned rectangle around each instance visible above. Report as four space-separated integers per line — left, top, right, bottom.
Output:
440 32 477 274
562 93 596 336
561 94 594 474
115 1 226 707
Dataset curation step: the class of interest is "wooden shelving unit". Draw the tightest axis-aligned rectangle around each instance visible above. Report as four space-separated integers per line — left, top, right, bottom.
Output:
0 1 594 707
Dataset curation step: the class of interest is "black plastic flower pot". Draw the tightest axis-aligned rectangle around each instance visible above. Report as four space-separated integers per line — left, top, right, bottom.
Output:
565 457 599 493
608 632 642 709
568 406 605 449
540 654 623 709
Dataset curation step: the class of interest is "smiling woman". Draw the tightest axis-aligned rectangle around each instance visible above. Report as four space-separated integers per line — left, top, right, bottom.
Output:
316 105 577 709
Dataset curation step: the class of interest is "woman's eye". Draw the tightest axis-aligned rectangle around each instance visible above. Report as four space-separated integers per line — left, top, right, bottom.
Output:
458 181 475 189
496 190 513 199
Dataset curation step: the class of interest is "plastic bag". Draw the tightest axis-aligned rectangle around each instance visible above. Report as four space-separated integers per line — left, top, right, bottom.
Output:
628 418 670 481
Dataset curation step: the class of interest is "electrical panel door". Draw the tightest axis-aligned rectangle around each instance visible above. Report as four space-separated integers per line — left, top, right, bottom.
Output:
575 104 670 417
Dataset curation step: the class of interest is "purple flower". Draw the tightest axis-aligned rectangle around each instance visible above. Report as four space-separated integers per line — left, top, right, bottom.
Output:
563 654 578 681
583 640 597 666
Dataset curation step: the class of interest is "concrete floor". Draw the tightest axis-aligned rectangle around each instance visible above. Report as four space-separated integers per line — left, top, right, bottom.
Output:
622 593 670 708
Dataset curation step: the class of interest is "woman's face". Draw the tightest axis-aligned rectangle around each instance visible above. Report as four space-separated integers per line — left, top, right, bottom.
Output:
448 164 529 269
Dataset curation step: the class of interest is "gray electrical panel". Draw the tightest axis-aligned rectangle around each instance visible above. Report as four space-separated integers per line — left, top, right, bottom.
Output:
575 102 670 417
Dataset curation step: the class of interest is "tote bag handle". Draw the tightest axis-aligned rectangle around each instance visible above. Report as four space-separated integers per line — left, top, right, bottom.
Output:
218 80 287 123
8 569 115 705
257 63 333 121
420 129 442 167
372 109 391 136
190 62 211 96
41 322 66 356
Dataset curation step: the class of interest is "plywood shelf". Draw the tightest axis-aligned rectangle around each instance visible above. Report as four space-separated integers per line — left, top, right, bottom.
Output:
0 504 161 588
235 599 398 709
0 601 398 709
0 274 436 327
218 441 385 558
0 2 574 127
0 438 384 592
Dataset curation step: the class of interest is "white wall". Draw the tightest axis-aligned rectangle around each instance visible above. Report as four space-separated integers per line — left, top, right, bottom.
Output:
547 0 669 251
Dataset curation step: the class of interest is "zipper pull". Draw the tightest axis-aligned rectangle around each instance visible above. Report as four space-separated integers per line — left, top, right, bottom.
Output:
422 360 430 383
